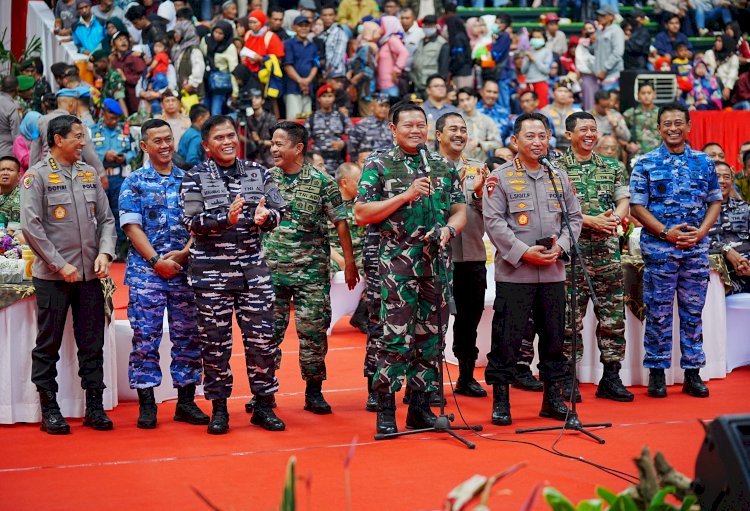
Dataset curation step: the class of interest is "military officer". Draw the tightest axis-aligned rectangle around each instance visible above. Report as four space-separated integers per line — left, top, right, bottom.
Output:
483 112 583 426
92 98 135 261
557 111 633 404
21 115 117 434
119 119 208 430
355 103 467 435
708 161 750 294
29 88 107 186
630 102 722 399
305 84 353 175
623 82 661 161
435 112 489 399
264 121 358 415
347 94 392 161
0 156 21 234
180 115 286 434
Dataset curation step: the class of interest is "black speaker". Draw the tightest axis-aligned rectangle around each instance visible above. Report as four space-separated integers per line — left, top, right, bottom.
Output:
694 414 750 510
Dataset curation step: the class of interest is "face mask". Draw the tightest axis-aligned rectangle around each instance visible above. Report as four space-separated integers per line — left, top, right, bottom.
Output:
530 38 545 50
491 24 501 35
423 27 437 38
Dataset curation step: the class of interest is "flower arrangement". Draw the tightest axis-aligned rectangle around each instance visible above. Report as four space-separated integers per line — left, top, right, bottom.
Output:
0 234 22 259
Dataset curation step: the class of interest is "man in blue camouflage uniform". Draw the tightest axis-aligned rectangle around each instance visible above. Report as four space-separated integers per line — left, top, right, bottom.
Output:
347 94 392 161
305 84 353 175
477 80 512 145
630 102 722 399
92 98 135 261
119 119 208 430
180 115 287 434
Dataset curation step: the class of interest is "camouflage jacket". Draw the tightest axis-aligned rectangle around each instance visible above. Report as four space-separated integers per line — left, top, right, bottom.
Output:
356 145 464 277
263 163 348 281
623 106 660 155
708 197 750 256
347 115 392 159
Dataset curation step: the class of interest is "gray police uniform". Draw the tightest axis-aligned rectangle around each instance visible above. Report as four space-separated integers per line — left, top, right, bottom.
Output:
483 157 583 384
29 109 106 179
0 90 20 157
180 157 286 400
449 156 487 363
20 156 116 392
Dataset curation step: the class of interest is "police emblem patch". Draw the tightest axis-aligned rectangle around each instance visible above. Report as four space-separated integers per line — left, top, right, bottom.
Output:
486 176 499 197
53 206 67 219
23 175 35 188
518 213 529 225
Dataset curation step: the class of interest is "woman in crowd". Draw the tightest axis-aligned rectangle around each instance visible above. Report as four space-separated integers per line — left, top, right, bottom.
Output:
575 21 597 111
703 35 740 104
686 59 724 111
172 16 206 102
521 28 553 108
202 20 239 115
13 111 42 175
446 15 474 90
376 15 408 98
111 30 147 114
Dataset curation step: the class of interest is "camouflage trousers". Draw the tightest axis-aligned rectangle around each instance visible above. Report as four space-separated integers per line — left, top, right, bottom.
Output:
273 278 331 381
363 249 382 378
194 285 279 400
373 274 448 394
643 251 709 369
564 237 626 364
127 287 202 389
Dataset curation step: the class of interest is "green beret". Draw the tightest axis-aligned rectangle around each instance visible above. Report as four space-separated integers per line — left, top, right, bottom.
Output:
17 75 34 92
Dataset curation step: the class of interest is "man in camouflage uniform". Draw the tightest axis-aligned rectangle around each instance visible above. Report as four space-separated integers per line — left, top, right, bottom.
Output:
19 58 52 115
708 161 750 294
181 115 286 434
355 103 467 435
435 112 488 399
630 102 722 399
347 94 392 161
119 119 208 430
90 49 129 117
623 82 660 163
305 84 353 175
91 98 135 261
557 111 633 404
264 121 358 415
0 156 21 233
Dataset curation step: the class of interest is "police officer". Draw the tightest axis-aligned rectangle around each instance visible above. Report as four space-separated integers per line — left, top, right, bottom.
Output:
708 161 750 294
557 111 633 403
180 115 286 434
119 119 208 430
92 98 135 261
630 102 722 399
21 115 117 435
483 112 582 426
435 112 488 398
305 84 352 175
29 89 107 186
264 121 358 415
355 103 467 435
347 94 392 161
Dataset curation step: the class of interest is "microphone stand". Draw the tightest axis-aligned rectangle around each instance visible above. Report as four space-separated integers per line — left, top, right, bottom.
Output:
515 157 612 444
374 148 483 449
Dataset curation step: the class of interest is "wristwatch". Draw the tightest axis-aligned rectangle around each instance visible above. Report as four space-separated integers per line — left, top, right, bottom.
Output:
446 225 457 239
471 192 482 202
148 255 160 267
722 245 733 256
658 227 669 240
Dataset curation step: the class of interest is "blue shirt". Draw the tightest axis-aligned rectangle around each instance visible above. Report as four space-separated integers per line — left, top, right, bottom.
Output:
478 101 512 141
282 37 319 95
72 17 105 54
119 162 191 290
91 121 135 171
654 31 692 58
177 126 205 169
630 144 722 258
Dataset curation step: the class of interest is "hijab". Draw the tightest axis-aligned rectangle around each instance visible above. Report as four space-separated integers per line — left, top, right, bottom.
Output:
172 19 200 62
378 16 402 46
20 111 42 141
716 34 734 63
205 20 234 56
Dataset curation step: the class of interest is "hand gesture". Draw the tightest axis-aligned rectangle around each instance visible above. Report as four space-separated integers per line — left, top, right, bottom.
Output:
671 224 700 248
228 194 246 225
591 209 619 235
522 242 559 266
60 263 81 283
153 258 182 279
473 165 490 196
254 196 269 225
406 177 433 202
94 254 111 279
344 260 360 290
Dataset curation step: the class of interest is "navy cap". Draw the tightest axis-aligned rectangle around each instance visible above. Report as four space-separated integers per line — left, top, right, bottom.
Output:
55 88 80 98
293 15 311 25
103 98 123 115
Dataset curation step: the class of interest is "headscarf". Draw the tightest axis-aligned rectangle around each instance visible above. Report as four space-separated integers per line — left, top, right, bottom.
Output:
466 18 482 49
205 20 234 56
248 9 268 37
689 59 722 109
19 111 41 141
101 16 127 53
378 16 402 46
360 21 380 44
171 19 200 62
716 34 734 63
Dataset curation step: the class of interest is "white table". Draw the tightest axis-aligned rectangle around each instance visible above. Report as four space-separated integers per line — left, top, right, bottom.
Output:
445 264 729 386
0 297 118 424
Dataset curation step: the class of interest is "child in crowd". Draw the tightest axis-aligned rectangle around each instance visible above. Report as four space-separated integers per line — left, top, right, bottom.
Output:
145 39 171 113
347 21 379 116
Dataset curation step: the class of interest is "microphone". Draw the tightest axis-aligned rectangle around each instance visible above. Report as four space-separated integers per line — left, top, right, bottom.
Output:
537 154 558 175
417 143 432 175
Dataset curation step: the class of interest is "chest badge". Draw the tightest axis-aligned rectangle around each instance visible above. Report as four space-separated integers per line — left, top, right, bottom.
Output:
518 213 529 225
23 175 34 189
53 206 67 219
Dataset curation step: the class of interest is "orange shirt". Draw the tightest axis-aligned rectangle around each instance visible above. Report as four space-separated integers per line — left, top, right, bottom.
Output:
243 31 285 72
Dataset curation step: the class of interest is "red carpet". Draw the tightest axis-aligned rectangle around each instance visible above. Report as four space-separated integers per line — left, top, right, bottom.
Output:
1 262 748 510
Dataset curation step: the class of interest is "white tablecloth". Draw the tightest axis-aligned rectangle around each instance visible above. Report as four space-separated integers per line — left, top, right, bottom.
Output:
0 297 118 424
445 264 730 386
328 271 366 335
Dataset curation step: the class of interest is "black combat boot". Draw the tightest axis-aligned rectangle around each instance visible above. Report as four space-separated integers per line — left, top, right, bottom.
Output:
376 392 397 435
304 380 332 414
251 394 286 431
683 369 709 398
174 384 210 425
405 390 438 429
455 359 488 397
39 390 70 435
562 371 582 403
428 391 447 407
490 384 512 426
207 399 229 435
365 377 377 412
647 368 667 398
136 387 157 429
511 363 543 392
83 389 114 430
596 362 634 402
349 299 369 334
539 381 570 421
245 394 277 413
403 386 411 404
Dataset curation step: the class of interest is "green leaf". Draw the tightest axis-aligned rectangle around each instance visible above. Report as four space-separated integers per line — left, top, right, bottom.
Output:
595 487 618 506
575 499 604 511
679 495 697 511
543 487 576 511
610 495 639 511
649 486 676 507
